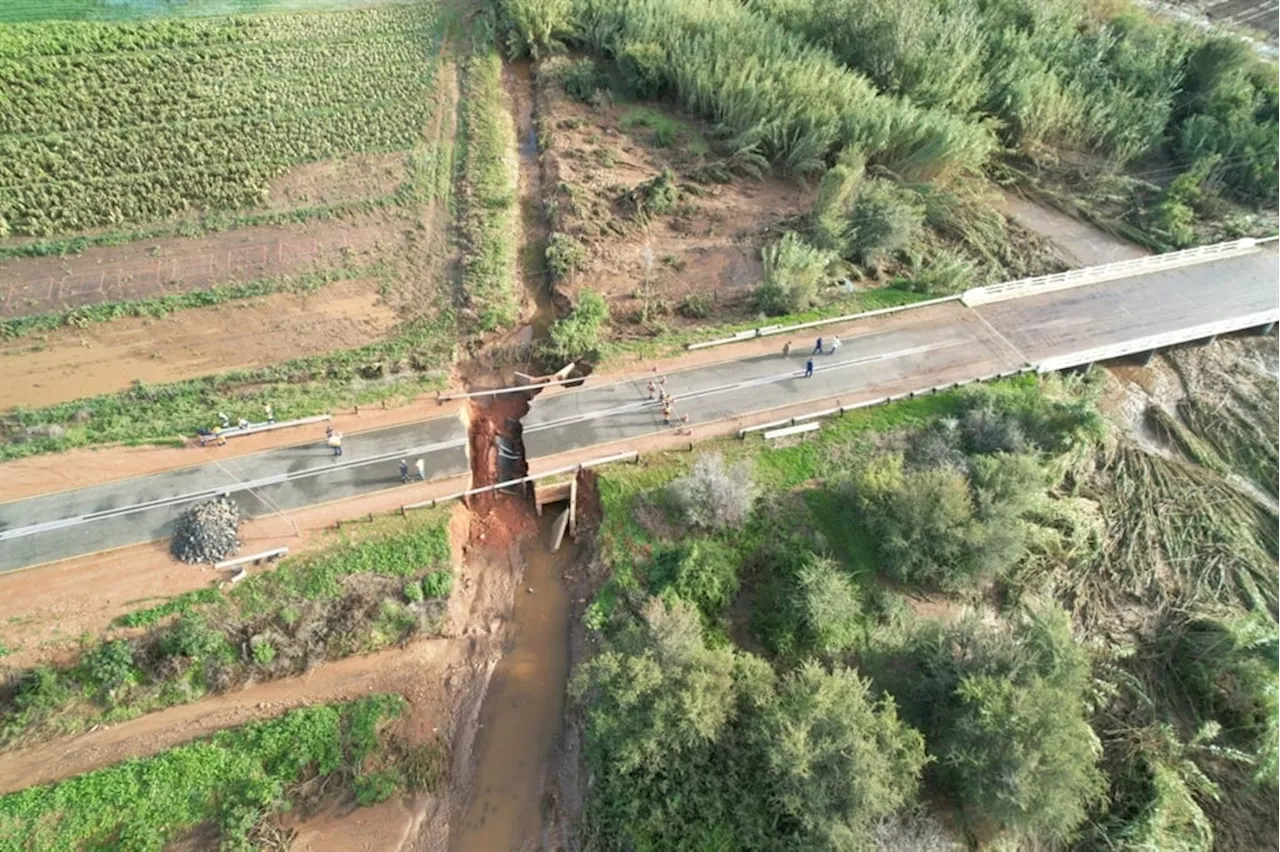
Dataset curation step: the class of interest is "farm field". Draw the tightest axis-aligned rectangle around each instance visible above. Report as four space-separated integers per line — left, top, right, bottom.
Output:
0 0 465 455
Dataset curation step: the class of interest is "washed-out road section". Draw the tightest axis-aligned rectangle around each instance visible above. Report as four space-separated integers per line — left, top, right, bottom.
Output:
1 245 1276 572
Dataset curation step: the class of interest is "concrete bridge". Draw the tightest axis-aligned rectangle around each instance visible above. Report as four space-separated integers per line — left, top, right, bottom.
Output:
1 238 1276 572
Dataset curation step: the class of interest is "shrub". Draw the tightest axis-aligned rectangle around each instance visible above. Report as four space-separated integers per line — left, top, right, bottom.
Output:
161 614 231 663
619 41 668 98
676 292 711 319
403 580 425 603
422 571 454 600
754 232 835 316
496 0 573 59
541 289 610 365
904 250 975 295
561 58 602 102
278 606 301 627
546 232 587 280
667 452 757 531
250 639 277 666
627 168 680 216
811 147 866 254
847 179 925 265
649 539 741 619
796 556 863 655
354 771 401 806
80 640 136 697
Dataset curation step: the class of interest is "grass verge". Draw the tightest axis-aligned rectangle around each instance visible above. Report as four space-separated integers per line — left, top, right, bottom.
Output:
0 694 442 850
0 510 453 748
456 44 520 333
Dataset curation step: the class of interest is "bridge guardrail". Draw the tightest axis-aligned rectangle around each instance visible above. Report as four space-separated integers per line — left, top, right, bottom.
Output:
962 238 1261 307
1036 309 1279 373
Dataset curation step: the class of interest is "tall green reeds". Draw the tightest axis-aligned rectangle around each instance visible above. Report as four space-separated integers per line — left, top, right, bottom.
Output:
567 0 996 182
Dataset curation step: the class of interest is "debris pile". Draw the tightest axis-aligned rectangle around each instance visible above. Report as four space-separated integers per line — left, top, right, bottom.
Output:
171 497 241 564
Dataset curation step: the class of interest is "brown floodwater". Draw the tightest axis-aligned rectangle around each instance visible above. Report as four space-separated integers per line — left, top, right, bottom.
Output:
450 510 577 852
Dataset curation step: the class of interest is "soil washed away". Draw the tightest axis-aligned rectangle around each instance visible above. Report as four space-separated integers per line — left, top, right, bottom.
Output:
450 510 577 851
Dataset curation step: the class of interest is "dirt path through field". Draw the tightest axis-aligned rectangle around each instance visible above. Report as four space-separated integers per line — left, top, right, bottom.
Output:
0 279 398 409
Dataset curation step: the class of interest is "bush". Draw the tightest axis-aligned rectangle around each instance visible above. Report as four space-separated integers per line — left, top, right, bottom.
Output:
541 289 610 365
496 0 572 59
627 168 680 216
422 571 454 600
649 539 741 619
545 232 586 280
811 148 866 254
162 614 231 663
561 58 601 102
667 452 757 531
847 179 925 265
80 640 136 697
796 556 863 655
354 771 401 806
250 639 277 666
754 232 835 316
676 292 711 319
619 40 668 98
403 580 425 603
904 250 975 295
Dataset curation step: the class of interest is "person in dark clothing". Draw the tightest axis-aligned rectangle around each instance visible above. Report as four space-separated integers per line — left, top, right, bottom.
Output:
400 459 409 483
812 337 823 355
804 357 815 378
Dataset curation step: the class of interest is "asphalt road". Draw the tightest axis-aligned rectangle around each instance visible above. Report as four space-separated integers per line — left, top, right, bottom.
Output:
1 246 1276 572
0 415 468 572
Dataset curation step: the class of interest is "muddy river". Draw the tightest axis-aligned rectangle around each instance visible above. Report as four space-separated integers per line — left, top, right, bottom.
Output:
450 511 577 851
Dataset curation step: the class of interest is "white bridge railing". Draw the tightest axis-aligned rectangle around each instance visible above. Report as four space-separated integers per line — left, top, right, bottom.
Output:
962 238 1262 307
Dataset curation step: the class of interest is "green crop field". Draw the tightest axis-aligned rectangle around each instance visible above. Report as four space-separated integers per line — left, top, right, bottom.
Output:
0 0 413 25
0 3 439 235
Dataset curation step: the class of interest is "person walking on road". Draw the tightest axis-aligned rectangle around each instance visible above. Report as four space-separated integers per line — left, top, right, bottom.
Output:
328 431 343 457
647 380 656 400
400 459 409 483
828 336 841 355
416 458 426 481
804 357 815 378
663 400 673 424
782 341 792 358
812 337 823 355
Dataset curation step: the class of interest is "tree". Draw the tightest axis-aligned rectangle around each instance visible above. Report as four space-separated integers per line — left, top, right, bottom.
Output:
796 556 864 656
667 452 758 532
754 662 928 848
649 539 741 621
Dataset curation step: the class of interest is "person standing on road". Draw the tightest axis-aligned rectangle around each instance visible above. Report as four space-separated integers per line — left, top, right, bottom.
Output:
416 458 426 481
663 400 673 424
329 431 343 457
812 337 823 355
805 357 815 378
647 380 656 400
828 336 841 355
400 459 409 483
782 341 792 358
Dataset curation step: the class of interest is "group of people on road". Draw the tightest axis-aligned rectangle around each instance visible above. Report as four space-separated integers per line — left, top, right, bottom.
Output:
646 375 690 426
783 335 842 379
399 458 427 483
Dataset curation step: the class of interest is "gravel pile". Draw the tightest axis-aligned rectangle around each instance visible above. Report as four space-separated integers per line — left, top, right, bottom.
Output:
171 497 241 564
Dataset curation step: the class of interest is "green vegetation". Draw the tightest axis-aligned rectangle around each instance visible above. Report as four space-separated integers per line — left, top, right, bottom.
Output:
578 365 1279 848
748 0 1277 230
0 695 433 851
545 231 586 281
457 43 520 333
0 510 453 746
754 232 835 316
548 0 996 182
0 6 440 236
0 266 371 341
540 288 609 366
0 299 455 461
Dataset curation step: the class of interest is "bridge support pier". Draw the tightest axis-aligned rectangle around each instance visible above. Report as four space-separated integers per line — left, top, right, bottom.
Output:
1136 349 1157 367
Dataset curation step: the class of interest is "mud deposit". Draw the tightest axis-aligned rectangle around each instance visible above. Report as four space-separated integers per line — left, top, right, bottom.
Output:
451 511 578 852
